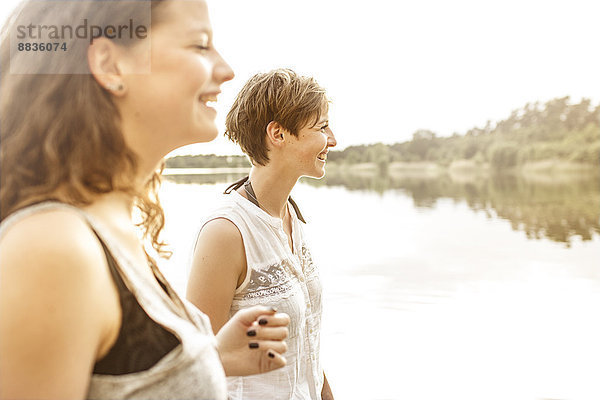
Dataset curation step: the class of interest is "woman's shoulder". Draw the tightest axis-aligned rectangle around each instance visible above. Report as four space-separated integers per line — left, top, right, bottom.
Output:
200 192 256 228
207 191 245 215
0 203 116 296
200 217 243 243
0 204 121 394
1 203 98 250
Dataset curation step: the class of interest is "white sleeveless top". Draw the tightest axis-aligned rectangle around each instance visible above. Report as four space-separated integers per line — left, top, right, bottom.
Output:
198 190 324 400
0 202 228 400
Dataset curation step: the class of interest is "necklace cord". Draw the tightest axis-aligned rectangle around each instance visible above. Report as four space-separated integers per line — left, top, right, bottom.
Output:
224 175 306 224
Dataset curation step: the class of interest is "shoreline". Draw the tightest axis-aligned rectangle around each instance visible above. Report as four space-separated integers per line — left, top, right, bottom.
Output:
322 160 599 175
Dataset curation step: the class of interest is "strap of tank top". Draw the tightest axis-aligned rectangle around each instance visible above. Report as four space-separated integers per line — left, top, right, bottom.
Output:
224 175 306 223
89 224 195 327
90 229 129 294
0 201 171 300
88 223 174 302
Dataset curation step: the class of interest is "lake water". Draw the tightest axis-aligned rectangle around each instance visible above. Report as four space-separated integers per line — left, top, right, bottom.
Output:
157 170 600 400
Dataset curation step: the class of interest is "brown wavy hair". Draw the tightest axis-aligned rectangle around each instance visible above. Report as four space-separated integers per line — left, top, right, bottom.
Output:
225 68 328 166
0 0 170 256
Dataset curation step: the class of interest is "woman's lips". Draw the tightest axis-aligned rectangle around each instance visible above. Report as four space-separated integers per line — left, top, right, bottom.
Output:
198 92 220 111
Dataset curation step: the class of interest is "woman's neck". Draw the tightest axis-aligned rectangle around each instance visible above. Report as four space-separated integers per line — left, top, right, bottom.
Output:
84 191 135 223
247 165 298 220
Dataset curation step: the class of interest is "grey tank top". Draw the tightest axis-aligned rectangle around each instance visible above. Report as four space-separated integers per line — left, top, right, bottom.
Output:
0 202 227 400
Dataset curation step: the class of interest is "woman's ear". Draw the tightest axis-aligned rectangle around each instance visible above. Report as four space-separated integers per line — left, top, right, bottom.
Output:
87 37 127 96
265 121 287 149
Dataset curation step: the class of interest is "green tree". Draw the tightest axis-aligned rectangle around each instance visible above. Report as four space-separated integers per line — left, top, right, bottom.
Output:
489 142 520 170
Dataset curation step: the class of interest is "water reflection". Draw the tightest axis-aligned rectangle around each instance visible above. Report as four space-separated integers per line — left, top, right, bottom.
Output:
157 172 600 400
303 170 600 246
162 168 600 246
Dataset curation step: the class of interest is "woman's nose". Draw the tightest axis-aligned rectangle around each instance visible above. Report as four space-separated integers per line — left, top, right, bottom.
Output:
214 50 235 84
325 127 337 147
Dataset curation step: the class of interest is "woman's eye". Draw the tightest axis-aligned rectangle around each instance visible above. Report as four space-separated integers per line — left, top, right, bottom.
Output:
193 35 211 51
319 124 329 132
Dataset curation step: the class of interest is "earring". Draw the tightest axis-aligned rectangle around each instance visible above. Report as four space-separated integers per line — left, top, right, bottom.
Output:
106 82 124 92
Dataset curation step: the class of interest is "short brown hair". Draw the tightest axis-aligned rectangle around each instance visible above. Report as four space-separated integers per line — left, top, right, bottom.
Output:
225 69 328 166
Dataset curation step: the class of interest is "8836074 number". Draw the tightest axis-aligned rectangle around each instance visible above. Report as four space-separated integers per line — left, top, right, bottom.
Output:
17 42 67 52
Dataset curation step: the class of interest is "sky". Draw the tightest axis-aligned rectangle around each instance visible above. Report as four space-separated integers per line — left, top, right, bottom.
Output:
2 0 599 156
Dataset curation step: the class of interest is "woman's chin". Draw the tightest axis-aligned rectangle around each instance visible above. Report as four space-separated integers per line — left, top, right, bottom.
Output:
194 125 219 143
316 162 327 178
305 167 326 180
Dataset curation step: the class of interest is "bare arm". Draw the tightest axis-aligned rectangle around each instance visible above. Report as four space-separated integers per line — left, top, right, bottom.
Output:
321 372 334 400
186 218 246 334
0 211 120 400
187 219 294 376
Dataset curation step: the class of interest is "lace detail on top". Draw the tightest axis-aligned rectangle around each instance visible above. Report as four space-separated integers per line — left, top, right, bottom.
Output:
240 260 298 301
299 246 317 276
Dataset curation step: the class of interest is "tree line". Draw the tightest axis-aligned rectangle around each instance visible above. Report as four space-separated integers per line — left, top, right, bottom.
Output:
330 97 599 170
166 154 250 168
166 97 599 171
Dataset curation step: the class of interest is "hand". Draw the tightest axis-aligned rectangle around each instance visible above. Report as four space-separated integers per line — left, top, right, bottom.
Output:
216 306 290 376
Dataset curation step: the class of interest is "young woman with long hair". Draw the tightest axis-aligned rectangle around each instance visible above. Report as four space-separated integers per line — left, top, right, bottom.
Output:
0 1 289 399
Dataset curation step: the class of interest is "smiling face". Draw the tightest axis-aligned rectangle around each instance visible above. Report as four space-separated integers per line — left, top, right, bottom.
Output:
117 0 234 160
286 107 337 179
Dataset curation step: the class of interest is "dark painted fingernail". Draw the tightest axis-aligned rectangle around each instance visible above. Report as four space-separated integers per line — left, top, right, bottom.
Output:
269 306 278 312
268 351 275 358
246 330 256 337
258 318 268 325
249 342 259 349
